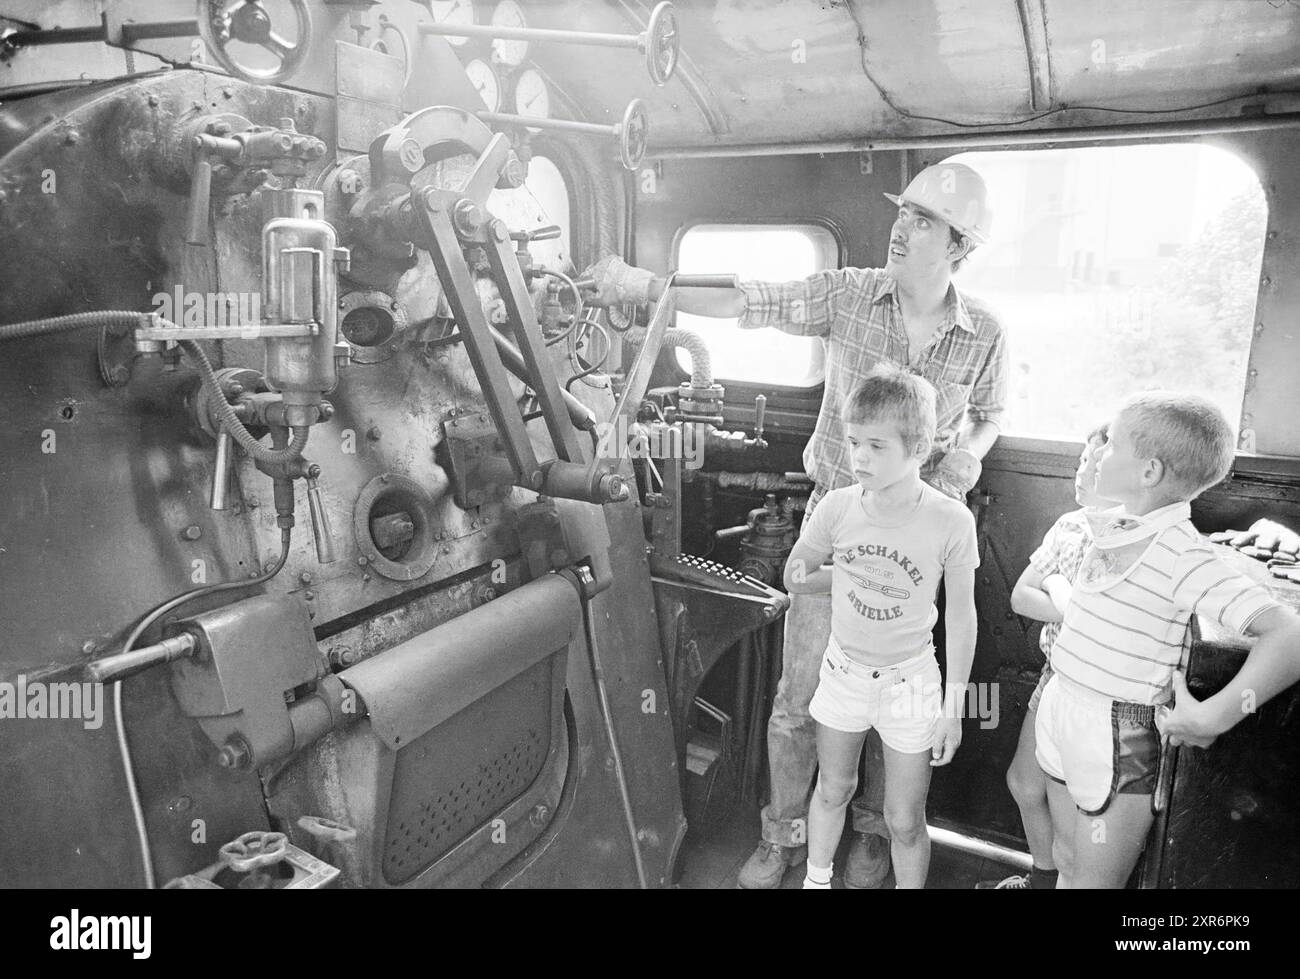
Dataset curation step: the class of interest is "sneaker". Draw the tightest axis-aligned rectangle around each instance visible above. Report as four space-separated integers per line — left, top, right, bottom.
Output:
975 873 1030 889
737 841 807 889
843 832 891 889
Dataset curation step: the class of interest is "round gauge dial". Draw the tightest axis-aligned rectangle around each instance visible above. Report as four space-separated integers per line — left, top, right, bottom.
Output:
490 1 529 67
427 0 474 47
513 67 551 127
465 58 501 112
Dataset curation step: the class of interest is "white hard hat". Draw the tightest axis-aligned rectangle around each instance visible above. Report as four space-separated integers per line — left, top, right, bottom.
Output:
883 162 992 245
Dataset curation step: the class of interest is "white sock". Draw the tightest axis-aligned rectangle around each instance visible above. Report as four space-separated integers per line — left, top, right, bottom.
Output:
803 862 832 889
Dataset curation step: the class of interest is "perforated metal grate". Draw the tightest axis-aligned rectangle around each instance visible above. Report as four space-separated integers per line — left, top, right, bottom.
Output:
382 658 553 884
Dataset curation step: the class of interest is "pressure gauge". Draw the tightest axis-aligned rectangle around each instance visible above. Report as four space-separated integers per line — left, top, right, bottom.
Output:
427 0 474 47
465 58 501 112
490 1 529 67
513 67 551 126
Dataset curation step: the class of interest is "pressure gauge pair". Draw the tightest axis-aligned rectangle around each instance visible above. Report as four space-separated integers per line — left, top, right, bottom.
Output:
427 1 530 66
464 60 549 122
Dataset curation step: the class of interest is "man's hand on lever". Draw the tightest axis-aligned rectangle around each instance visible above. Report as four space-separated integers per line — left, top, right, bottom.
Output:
578 254 746 317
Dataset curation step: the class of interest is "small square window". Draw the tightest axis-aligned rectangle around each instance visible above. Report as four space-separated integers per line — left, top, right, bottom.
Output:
673 223 839 388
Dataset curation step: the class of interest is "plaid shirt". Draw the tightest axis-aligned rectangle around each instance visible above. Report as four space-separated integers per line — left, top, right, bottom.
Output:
738 267 1008 495
1027 508 1094 661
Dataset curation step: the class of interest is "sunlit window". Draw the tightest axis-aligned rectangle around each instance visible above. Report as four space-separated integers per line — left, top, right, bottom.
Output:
674 224 837 388
946 145 1264 442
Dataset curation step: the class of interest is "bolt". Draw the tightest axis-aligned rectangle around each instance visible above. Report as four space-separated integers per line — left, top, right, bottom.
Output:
63 130 80 145
227 381 245 397
362 573 372 581
357 556 369 566
491 220 509 243
222 86 234 99
379 474 389 484
182 525 202 541
338 169 362 194
367 426 382 441
146 94 160 107
528 804 550 828
109 365 130 386
247 496 260 509
300 571 313 585
304 591 315 601
216 738 250 769
81 640 97 656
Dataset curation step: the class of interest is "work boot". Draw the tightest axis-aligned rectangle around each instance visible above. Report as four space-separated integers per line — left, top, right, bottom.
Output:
737 840 807 889
843 832 891 889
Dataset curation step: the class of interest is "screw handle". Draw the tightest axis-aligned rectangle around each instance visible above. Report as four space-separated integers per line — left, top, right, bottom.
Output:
306 474 338 564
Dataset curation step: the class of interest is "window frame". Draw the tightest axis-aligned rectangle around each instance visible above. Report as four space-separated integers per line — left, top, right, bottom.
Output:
918 139 1273 462
668 218 846 403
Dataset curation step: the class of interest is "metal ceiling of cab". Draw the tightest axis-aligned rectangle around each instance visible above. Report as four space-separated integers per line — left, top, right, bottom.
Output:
520 0 1300 154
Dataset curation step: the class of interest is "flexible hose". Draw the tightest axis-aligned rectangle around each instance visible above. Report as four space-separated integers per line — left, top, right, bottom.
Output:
565 319 611 393
113 529 292 889
0 313 310 466
663 327 713 389
0 310 148 342
180 340 309 466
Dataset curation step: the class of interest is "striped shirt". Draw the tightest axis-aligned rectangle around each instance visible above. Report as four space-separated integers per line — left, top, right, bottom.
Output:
1050 502 1282 705
738 267 1008 493
1027 508 1094 661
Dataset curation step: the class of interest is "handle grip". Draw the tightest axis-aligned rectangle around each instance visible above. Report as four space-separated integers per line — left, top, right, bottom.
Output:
672 274 739 290
186 155 213 247
306 476 338 565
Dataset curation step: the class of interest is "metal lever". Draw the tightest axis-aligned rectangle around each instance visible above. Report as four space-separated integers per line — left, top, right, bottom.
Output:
186 133 243 247
420 1 679 85
85 632 199 684
747 394 768 449
211 429 234 511
511 225 562 243
305 467 338 564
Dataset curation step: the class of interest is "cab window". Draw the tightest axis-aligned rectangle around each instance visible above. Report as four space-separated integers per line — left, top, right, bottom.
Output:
673 223 838 388
946 145 1266 443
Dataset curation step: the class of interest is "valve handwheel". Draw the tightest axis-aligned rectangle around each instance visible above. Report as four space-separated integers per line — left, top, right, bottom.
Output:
198 0 313 84
218 830 289 872
619 99 649 171
645 2 680 86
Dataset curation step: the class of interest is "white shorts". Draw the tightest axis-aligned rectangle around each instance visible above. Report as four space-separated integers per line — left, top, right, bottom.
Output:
1034 674 1161 815
808 637 942 754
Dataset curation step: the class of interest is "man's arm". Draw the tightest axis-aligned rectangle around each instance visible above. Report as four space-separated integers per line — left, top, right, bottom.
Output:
956 418 1001 461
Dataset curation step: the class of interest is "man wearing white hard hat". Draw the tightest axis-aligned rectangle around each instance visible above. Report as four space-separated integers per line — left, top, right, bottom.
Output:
584 160 1007 889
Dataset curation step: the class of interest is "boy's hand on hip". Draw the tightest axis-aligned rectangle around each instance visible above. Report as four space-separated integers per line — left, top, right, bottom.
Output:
1156 671 1220 748
930 714 962 766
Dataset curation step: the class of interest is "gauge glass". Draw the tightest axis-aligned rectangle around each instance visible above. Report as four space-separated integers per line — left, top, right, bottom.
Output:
490 1 530 67
428 0 474 47
514 67 551 130
465 58 501 112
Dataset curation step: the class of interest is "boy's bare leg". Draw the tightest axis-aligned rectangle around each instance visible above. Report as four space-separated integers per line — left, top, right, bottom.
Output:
1044 778 1078 888
1069 795 1153 889
808 724 869 872
881 742 935 888
1008 706 1055 870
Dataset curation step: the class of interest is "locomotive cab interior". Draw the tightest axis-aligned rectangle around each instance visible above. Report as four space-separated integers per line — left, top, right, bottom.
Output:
1 0 1298 893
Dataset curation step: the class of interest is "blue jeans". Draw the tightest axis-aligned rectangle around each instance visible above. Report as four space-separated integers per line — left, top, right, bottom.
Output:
760 586 890 847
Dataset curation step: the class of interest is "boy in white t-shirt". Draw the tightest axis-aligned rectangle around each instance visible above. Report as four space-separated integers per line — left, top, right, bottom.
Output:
784 365 980 889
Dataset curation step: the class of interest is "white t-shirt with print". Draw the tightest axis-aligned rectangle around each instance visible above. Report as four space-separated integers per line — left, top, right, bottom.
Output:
800 483 980 666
